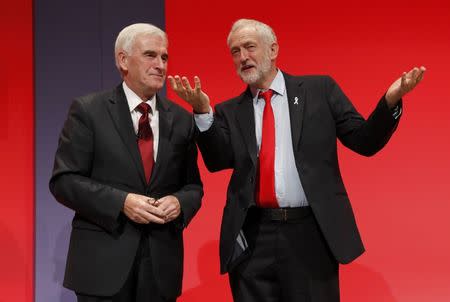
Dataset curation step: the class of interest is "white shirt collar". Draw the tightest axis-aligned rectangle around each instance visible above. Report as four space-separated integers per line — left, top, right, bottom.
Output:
122 82 157 114
252 69 286 102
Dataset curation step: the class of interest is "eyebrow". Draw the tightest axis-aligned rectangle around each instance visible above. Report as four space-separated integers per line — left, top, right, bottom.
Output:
143 50 157 56
243 41 256 47
142 50 169 60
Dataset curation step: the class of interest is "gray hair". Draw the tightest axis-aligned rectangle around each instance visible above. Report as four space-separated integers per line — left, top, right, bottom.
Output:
114 23 167 71
227 19 277 47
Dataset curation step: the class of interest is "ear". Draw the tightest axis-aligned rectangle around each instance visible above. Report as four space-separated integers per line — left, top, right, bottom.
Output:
117 51 128 72
269 42 279 60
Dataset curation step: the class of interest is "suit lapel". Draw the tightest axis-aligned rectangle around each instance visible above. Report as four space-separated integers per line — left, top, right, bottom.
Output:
148 95 173 190
284 73 306 152
236 90 258 166
107 85 147 186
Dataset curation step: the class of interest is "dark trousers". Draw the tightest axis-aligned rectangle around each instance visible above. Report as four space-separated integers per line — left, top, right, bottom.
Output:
76 234 175 302
229 207 339 302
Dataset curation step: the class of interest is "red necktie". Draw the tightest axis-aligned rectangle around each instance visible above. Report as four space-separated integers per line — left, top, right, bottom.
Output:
136 102 154 183
257 90 279 208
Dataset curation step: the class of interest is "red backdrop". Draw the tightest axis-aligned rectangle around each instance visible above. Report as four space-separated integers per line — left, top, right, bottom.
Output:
0 0 34 301
2 0 450 301
166 0 450 301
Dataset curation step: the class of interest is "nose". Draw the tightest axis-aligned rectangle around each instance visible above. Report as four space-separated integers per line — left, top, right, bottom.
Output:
155 56 166 71
239 49 249 63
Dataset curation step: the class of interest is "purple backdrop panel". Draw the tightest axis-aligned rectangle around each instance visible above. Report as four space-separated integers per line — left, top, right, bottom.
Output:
35 1 165 301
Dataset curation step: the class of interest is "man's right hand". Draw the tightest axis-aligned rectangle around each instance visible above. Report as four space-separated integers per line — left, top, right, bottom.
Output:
168 75 210 113
123 193 166 224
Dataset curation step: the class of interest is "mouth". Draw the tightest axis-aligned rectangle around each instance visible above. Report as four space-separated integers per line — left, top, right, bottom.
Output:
240 65 255 72
149 74 164 78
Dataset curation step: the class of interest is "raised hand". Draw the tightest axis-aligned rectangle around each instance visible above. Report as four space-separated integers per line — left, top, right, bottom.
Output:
168 75 210 113
386 66 426 107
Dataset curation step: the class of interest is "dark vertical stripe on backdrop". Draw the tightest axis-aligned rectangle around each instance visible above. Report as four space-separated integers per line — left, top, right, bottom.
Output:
34 1 165 301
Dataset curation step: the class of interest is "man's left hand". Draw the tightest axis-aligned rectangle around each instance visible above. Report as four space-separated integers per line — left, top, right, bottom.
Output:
155 195 181 223
385 66 426 108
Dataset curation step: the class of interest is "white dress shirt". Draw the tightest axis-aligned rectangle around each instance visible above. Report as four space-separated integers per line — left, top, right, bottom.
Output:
123 82 159 161
195 70 308 207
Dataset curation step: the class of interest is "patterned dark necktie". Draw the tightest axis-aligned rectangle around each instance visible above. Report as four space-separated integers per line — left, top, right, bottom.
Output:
136 102 154 183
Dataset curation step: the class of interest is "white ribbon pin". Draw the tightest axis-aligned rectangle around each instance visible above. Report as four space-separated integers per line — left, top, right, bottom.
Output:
294 97 299 105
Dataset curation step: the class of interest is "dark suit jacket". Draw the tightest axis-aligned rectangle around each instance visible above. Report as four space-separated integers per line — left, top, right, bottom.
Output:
49 85 203 298
197 72 400 273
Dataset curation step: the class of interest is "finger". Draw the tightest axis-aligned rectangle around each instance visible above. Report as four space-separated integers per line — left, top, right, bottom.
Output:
164 205 177 217
157 201 172 216
140 201 160 214
132 211 151 224
174 75 184 90
156 201 173 220
416 66 426 83
167 76 177 90
194 76 201 92
136 205 165 223
408 67 421 88
157 201 168 212
165 203 180 218
411 67 419 81
165 208 181 222
145 204 166 218
401 71 407 88
164 214 175 223
145 198 156 205
416 70 424 83
152 198 160 207
182 77 193 92
142 212 166 224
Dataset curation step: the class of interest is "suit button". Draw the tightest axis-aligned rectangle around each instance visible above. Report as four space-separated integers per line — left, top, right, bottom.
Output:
250 177 254 184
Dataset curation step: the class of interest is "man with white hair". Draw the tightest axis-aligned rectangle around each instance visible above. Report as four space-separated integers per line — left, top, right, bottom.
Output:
169 18 424 302
50 23 203 302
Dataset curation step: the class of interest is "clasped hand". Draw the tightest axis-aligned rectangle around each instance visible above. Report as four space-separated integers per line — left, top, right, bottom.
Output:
123 193 181 224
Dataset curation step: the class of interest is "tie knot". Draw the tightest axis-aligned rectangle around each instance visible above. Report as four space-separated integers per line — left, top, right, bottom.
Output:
258 89 274 103
136 102 152 115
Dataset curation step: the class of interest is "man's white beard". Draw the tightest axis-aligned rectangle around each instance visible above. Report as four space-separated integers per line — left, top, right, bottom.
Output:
238 55 272 85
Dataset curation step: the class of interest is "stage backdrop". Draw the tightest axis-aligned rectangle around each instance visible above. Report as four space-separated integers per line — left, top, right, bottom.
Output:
2 1 450 302
165 0 450 301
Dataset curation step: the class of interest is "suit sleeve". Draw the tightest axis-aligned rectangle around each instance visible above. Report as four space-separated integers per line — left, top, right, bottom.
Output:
49 99 127 232
172 119 204 229
197 104 235 172
326 76 401 156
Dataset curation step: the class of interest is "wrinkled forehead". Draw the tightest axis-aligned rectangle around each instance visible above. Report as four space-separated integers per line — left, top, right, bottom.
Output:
228 27 264 48
132 33 168 51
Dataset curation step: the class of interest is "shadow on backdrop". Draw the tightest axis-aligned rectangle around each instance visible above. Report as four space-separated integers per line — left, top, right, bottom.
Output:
341 262 397 302
179 240 233 302
0 222 26 301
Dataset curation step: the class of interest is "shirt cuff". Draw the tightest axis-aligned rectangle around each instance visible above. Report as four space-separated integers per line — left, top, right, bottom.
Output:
391 104 402 120
194 106 214 132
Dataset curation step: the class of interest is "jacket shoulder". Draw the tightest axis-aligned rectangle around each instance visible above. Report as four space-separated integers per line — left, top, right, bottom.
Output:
74 87 117 108
161 97 193 117
284 73 335 85
214 91 248 112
